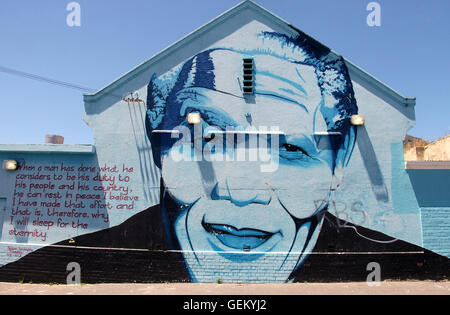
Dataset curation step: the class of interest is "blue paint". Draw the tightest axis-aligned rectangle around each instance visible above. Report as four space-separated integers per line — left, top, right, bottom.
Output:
390 142 420 214
207 239 265 262
408 170 450 207
254 70 308 97
421 207 450 257
253 90 309 111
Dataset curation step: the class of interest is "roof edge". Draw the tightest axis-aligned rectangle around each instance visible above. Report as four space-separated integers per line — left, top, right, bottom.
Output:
83 0 416 109
344 58 416 107
0 144 96 155
84 0 292 103
406 161 450 170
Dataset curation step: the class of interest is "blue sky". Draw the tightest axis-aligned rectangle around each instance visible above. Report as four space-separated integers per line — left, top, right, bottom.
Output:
0 0 449 144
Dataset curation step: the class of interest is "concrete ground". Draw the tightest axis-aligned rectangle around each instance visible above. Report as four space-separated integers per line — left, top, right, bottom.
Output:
0 281 449 295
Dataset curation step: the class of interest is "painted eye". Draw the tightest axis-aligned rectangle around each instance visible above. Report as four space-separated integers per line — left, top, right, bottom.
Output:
279 143 311 160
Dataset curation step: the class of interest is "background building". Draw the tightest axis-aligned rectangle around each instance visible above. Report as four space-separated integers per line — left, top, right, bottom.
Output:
404 134 450 161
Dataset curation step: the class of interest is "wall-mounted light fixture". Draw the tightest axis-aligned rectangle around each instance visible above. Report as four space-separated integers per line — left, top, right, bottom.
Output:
350 114 365 126
2 160 18 171
187 112 202 124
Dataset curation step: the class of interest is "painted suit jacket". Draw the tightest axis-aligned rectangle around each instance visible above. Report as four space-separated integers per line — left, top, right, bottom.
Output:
0 204 448 283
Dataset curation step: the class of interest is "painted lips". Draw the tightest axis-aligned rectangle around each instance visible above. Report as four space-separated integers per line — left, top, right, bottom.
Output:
202 218 276 250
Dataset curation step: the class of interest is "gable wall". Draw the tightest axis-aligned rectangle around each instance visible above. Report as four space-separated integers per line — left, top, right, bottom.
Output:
0 5 447 283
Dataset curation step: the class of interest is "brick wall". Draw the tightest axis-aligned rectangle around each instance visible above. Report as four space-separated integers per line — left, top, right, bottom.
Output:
421 207 450 257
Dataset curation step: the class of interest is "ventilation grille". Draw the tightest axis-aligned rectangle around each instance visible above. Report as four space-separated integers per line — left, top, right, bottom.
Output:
243 58 254 94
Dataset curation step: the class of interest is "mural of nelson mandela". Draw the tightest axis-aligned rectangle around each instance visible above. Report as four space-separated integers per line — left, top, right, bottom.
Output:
145 31 359 282
143 31 446 283
0 31 446 284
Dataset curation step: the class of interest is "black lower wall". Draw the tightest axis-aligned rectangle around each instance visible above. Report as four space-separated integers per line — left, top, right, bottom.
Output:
0 245 448 284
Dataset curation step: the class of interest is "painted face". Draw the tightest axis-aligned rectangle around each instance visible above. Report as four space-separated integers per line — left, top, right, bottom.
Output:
158 53 340 282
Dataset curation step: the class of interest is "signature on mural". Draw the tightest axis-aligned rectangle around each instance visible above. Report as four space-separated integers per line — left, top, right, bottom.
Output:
123 92 144 104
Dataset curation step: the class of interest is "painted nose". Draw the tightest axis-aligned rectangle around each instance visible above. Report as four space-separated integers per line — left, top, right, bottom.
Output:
211 180 272 207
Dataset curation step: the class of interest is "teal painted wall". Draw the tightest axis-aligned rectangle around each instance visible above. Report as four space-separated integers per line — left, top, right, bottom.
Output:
408 169 450 257
421 207 450 257
408 170 450 207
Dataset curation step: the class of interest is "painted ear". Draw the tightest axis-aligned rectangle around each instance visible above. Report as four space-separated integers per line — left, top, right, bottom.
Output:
337 125 357 169
330 166 343 191
331 125 357 190
146 76 164 169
